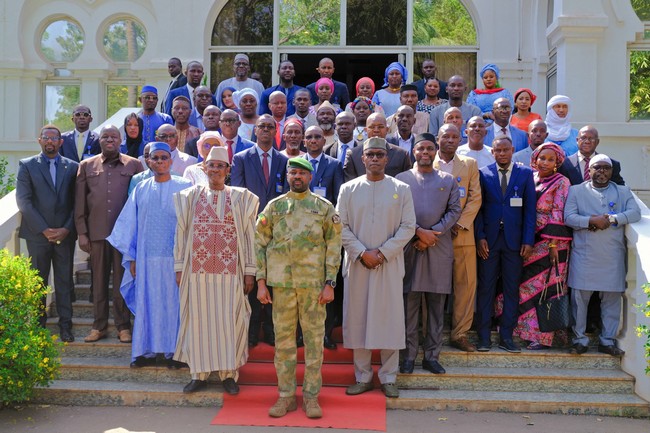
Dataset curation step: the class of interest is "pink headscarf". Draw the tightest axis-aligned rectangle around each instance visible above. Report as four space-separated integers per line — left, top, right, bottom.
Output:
530 142 566 170
355 77 376 97
315 77 334 92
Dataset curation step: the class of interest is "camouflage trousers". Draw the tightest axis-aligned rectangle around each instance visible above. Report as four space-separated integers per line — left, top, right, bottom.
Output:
272 286 326 399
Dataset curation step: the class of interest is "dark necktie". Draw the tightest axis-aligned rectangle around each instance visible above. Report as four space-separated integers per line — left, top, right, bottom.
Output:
501 127 507 136
310 159 318 172
499 168 508 195
262 152 270 184
583 157 591 180
227 140 234 164
49 160 57 186
340 144 348 164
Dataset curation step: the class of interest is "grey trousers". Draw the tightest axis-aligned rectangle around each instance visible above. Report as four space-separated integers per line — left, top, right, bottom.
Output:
572 289 621 346
403 291 446 361
353 348 399 384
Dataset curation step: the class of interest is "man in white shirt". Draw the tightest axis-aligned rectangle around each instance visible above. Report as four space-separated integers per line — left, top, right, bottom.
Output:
457 116 495 169
214 54 265 106
156 124 197 176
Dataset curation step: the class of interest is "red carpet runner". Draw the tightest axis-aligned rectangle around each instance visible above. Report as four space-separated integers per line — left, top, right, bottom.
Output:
211 329 387 430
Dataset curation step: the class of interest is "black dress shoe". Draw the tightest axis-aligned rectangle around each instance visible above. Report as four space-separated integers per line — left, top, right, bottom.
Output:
263 334 275 346
183 379 207 394
248 338 258 348
400 359 414 374
130 356 157 368
498 339 521 353
222 378 240 395
167 359 188 369
570 343 588 355
477 340 492 352
323 335 337 350
296 335 304 348
422 359 446 374
598 344 625 356
60 328 75 343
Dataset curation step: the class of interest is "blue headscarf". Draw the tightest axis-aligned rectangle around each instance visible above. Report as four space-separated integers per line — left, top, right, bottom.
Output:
480 63 500 80
383 62 408 87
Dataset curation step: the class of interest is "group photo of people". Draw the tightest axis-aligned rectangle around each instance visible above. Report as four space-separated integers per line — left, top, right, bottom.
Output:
15 54 642 420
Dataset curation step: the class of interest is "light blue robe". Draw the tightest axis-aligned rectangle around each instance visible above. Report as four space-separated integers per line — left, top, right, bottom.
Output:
108 175 192 361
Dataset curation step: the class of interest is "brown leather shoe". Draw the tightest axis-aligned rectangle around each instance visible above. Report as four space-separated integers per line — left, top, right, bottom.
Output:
269 396 297 417
302 397 322 419
84 329 106 343
118 329 132 343
450 336 477 352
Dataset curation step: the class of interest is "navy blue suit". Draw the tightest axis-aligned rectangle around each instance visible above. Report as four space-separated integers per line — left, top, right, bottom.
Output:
231 146 289 343
304 153 344 206
484 125 529 152
59 130 100 162
475 162 536 344
165 86 217 116
559 152 625 186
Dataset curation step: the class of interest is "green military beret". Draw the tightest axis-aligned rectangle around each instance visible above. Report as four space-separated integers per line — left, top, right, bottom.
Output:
288 157 313 172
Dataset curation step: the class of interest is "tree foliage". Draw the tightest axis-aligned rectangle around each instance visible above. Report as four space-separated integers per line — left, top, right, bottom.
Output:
40 21 83 63
630 51 650 120
413 0 476 46
212 0 273 46
0 157 16 199
103 20 147 62
279 0 340 45
346 0 407 45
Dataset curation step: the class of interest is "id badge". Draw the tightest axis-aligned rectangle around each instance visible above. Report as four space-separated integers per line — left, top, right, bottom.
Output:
510 197 523 207
458 187 466 198
275 183 283 194
314 186 327 197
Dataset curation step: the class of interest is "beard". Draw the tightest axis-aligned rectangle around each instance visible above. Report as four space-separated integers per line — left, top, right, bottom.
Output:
319 123 333 132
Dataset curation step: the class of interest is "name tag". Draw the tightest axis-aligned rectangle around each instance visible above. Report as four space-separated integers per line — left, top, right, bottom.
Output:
510 197 523 207
314 186 327 197
458 187 466 198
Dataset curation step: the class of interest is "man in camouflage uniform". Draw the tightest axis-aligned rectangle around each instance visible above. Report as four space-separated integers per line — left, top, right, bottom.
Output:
256 157 342 419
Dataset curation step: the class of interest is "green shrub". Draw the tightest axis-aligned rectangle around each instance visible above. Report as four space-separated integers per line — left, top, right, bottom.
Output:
0 249 62 407
0 156 15 199
636 283 650 375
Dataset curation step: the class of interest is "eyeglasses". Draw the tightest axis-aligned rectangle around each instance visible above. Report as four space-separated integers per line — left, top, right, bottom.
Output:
305 134 323 139
220 119 239 124
257 124 275 130
73 112 90 118
150 155 170 161
494 106 511 112
364 152 387 159
40 136 60 141
142 96 158 101
157 133 177 140
591 165 612 171
578 136 597 142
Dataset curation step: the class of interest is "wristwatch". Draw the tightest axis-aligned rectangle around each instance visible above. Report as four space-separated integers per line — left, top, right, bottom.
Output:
608 214 617 225
325 279 336 288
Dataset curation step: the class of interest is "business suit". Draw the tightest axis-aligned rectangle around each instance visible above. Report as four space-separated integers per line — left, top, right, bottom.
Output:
484 124 529 152
231 146 289 344
160 72 187 111
475 162 536 345
165 85 218 116
386 132 416 162
560 152 625 186
433 153 482 343
343 142 412 182
75 153 143 335
16 153 78 330
59 130 100 162
323 139 359 165
304 153 344 206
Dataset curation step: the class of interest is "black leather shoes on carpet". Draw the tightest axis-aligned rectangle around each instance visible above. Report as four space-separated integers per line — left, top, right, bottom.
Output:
60 328 74 343
399 359 414 374
222 378 240 395
183 379 207 394
498 339 521 353
323 335 337 350
130 356 156 368
422 359 446 374
598 344 625 356
570 343 589 355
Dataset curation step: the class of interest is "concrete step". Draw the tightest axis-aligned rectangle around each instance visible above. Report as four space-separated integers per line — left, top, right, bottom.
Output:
75 270 92 285
33 380 223 407
47 317 132 339
388 389 650 417
72 283 112 301
50 300 105 319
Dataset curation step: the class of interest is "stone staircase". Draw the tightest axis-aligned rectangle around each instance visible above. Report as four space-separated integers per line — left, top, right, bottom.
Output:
35 270 650 417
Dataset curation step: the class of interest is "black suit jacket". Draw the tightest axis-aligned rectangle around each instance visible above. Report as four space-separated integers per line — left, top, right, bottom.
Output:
386 132 416 162
559 152 625 186
160 73 187 111
343 142 412 182
16 154 78 241
304 153 344 205
59 130 100 162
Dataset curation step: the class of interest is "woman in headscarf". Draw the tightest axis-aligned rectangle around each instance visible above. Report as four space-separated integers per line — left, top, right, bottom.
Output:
232 88 259 141
371 62 407 117
512 143 572 350
348 96 375 141
510 88 542 132
546 95 579 156
121 113 145 157
309 77 341 115
345 77 384 115
467 63 514 122
218 86 238 111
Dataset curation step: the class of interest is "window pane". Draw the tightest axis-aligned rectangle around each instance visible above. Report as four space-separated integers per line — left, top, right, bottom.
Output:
107 85 142 118
212 0 273 46
346 0 406 46
44 85 80 131
413 0 477 46
40 20 84 63
632 0 650 21
279 0 340 45
210 52 272 92
630 51 650 120
413 52 477 93
103 19 147 62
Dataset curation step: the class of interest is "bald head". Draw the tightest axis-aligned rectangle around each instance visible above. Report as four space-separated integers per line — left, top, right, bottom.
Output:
527 120 548 148
366 113 388 139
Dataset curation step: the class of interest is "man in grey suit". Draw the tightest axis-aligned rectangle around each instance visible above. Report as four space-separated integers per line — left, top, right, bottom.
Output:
16 124 78 341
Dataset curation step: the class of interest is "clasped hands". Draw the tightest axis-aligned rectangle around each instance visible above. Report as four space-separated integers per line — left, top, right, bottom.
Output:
360 249 385 270
413 227 441 252
588 214 612 231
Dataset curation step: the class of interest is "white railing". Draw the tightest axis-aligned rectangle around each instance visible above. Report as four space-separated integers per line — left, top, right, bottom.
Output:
1 186 650 399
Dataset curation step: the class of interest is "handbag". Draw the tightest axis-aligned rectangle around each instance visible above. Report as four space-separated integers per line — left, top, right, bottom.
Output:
535 263 574 333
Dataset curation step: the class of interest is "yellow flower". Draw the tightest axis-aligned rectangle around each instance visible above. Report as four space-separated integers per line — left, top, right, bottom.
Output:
22 345 29 351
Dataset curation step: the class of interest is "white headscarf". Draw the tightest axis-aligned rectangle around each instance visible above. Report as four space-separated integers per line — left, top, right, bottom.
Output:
232 88 259 108
546 95 572 142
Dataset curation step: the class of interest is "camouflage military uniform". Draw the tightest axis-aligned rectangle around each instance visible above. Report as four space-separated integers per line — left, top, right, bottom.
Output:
256 190 342 399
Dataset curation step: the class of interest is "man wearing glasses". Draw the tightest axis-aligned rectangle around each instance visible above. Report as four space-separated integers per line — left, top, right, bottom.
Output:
218 109 254 164
155 124 197 176
337 137 416 399
483 98 528 152
107 142 192 368
214 53 265 109
139 85 173 144
75 125 143 344
60 105 100 162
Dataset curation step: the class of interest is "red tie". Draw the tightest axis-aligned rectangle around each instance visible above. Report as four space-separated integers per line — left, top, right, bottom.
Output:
227 140 234 163
275 121 282 149
583 157 590 180
262 152 270 184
